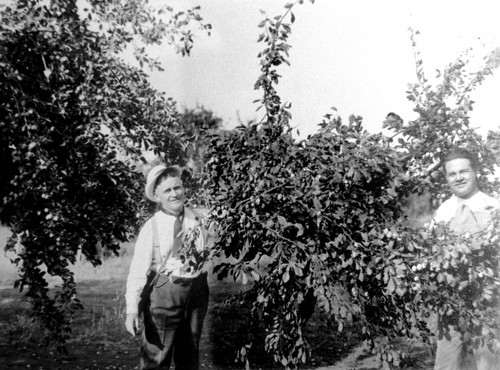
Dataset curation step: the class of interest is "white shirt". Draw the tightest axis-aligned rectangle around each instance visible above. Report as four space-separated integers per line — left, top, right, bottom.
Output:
433 191 500 224
125 207 207 314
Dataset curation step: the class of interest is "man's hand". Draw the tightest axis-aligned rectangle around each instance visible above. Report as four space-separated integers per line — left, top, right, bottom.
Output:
125 313 139 336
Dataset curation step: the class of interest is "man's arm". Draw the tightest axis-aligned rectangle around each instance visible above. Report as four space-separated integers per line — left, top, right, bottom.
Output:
125 313 139 336
124 218 154 319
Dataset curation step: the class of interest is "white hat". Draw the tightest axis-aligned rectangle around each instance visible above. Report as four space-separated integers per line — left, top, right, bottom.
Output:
144 165 182 202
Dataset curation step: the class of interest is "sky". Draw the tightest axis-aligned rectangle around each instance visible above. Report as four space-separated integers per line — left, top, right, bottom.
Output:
0 0 498 138
145 0 500 139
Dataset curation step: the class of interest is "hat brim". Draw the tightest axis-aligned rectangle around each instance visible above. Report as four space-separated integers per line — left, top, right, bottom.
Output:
144 165 182 202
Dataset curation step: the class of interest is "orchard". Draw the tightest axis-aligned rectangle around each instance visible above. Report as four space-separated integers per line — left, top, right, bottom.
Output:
1 0 500 369
0 0 209 348
203 1 500 368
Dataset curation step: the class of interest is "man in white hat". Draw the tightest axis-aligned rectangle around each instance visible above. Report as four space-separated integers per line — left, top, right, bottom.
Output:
125 164 209 369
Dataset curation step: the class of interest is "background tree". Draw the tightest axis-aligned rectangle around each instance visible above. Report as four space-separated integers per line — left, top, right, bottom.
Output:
177 105 223 207
179 105 224 167
486 130 500 165
0 0 209 348
204 2 500 369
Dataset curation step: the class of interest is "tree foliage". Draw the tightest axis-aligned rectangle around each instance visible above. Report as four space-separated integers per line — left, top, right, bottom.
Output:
0 0 208 347
179 105 224 172
381 30 500 367
177 105 224 208
204 2 500 369
384 31 500 200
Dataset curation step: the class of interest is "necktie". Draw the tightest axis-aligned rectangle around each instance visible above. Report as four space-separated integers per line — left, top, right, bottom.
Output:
171 215 183 258
450 203 487 234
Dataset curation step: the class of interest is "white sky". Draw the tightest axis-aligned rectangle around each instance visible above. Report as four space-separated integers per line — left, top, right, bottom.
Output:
146 0 500 138
1 0 498 138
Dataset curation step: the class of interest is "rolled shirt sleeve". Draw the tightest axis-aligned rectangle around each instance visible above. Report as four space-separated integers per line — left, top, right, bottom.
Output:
125 219 154 315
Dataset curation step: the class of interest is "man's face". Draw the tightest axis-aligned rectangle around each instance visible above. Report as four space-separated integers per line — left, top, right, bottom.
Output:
154 176 185 214
444 158 478 199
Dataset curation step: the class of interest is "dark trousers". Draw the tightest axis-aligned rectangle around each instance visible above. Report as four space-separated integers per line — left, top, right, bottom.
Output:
140 273 209 370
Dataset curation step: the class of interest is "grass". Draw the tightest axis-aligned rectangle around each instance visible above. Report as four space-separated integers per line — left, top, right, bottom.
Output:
0 275 367 369
0 225 434 369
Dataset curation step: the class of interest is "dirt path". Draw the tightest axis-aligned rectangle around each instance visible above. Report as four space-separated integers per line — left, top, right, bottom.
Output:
315 339 434 370
315 342 378 370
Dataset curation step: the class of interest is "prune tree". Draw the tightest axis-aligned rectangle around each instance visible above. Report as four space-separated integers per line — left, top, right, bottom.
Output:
204 2 500 369
384 31 500 199
204 1 417 368
177 106 224 207
0 0 209 347
383 31 500 366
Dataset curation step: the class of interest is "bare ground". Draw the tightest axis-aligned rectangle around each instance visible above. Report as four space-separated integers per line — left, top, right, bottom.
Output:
0 226 434 369
0 278 435 370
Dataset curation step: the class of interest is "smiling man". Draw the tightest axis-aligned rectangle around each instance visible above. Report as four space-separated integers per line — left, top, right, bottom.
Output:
432 147 500 370
434 147 498 225
125 165 209 370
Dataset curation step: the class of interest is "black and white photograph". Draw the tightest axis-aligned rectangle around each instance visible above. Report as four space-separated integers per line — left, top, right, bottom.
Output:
1 0 499 369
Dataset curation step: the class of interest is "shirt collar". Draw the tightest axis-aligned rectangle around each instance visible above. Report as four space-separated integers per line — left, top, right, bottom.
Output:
159 207 184 219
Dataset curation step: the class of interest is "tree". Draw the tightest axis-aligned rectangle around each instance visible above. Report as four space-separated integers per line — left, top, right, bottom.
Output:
179 105 223 167
382 31 500 366
0 0 209 348
384 31 500 201
486 130 500 164
177 105 223 207
203 2 500 369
